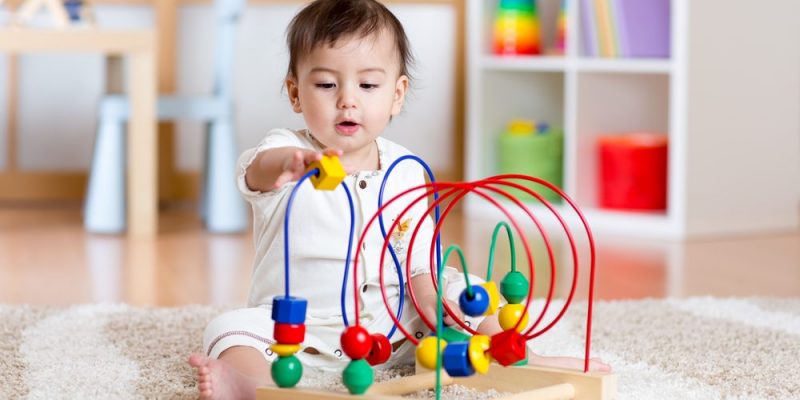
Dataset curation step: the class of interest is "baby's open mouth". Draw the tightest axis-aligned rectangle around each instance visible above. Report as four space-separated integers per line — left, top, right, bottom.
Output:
338 121 358 127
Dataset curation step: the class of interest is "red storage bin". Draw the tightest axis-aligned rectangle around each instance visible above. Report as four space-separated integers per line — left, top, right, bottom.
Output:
598 133 668 211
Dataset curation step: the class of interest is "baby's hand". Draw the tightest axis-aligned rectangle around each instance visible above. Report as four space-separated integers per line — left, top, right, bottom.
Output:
418 294 464 328
273 148 344 189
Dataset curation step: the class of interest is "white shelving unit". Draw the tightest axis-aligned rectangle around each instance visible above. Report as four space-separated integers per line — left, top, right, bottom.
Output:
464 0 800 240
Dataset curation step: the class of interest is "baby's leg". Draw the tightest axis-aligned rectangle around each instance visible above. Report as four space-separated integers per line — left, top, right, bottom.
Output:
189 346 271 400
189 307 276 400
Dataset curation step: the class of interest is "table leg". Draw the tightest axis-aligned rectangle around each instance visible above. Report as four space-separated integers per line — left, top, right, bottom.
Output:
127 51 157 236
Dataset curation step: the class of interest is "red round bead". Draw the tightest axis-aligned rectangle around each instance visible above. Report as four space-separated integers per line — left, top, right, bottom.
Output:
340 326 372 360
273 323 305 345
365 333 391 366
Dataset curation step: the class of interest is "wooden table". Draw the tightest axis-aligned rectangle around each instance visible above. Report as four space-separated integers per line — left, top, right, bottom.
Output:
0 27 158 236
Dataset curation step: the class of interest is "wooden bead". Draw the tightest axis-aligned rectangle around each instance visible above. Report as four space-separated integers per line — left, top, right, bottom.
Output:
416 336 447 370
270 343 301 357
458 285 490 317
270 355 303 388
489 329 527 366
271 296 307 324
442 341 474 377
342 359 373 395
340 326 372 360
273 323 305 345
498 303 529 332
500 271 529 304
468 334 492 374
366 333 392 366
480 281 501 315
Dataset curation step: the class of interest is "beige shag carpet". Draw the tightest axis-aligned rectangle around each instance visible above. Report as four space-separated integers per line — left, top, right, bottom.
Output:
1 297 799 399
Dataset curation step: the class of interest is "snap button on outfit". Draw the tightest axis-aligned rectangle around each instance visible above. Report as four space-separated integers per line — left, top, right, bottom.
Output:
359 180 367 189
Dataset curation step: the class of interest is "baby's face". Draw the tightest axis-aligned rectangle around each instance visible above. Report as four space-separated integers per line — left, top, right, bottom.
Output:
287 31 408 165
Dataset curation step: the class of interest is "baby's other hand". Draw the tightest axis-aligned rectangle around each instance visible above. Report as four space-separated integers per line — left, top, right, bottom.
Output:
419 295 464 328
273 148 344 188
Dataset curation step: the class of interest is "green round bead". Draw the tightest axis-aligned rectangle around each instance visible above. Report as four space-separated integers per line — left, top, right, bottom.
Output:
500 271 529 304
271 355 303 388
342 359 374 395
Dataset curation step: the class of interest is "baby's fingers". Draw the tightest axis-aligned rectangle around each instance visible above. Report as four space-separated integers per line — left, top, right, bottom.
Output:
300 150 323 166
443 301 464 325
273 170 295 189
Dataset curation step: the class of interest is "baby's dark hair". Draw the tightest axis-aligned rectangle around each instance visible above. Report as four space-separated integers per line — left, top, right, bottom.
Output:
285 0 414 81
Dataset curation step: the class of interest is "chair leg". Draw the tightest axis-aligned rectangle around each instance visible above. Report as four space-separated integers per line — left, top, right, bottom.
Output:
84 118 126 233
203 118 248 233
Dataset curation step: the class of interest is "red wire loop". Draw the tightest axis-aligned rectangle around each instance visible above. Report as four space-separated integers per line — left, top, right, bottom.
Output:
350 175 597 372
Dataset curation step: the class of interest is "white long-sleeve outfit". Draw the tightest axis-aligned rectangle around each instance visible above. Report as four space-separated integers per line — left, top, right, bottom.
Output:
203 128 484 370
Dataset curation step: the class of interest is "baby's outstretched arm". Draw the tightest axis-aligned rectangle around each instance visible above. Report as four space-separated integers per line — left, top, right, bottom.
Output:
245 147 343 192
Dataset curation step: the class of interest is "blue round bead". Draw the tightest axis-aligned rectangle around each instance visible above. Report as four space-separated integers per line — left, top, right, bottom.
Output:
459 285 490 317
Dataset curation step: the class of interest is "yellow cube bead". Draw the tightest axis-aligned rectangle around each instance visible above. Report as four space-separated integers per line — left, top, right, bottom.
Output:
270 343 301 357
480 281 501 315
416 336 447 370
468 335 492 374
306 155 346 190
498 304 529 332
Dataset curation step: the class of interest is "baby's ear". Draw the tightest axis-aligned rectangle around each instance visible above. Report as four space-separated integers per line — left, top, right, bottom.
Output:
391 75 409 116
286 77 302 113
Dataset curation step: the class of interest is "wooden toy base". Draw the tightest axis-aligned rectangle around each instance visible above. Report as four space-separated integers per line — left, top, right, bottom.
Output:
256 365 616 400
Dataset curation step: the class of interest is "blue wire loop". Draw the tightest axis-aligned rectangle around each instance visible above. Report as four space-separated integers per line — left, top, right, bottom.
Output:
283 168 323 297
378 155 442 339
283 155 442 341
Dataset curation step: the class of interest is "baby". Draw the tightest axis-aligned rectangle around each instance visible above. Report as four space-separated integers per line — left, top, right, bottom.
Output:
189 1 608 399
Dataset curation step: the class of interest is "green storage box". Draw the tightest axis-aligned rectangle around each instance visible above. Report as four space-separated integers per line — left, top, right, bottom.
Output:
497 120 563 204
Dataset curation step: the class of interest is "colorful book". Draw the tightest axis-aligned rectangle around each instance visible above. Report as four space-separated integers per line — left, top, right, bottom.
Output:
595 0 617 57
616 0 670 58
609 0 628 57
580 0 598 56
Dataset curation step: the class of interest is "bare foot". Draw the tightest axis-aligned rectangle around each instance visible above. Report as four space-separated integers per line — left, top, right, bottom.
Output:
188 353 260 400
530 354 612 372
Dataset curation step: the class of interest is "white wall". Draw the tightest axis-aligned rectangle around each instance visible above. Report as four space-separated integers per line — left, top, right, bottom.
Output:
6 3 456 174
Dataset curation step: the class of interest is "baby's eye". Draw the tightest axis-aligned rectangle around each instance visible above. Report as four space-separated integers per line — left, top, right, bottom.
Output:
360 83 379 90
315 83 335 89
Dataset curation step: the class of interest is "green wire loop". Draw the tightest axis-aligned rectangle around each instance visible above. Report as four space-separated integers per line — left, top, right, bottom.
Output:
434 245 447 400
486 221 517 281
442 244 473 297
435 243 472 399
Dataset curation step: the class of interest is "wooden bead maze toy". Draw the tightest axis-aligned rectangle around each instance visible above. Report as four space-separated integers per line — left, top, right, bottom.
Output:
257 155 616 399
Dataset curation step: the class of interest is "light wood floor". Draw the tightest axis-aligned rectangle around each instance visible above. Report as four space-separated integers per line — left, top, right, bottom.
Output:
1 204 798 307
